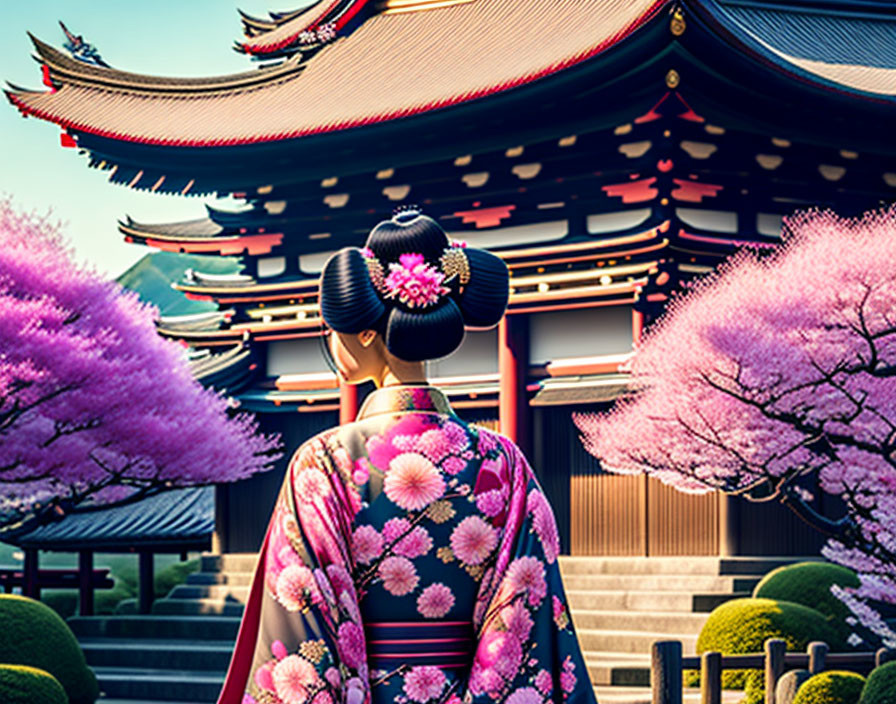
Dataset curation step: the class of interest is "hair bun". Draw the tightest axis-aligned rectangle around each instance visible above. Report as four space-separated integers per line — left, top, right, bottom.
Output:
456 247 509 328
318 211 510 361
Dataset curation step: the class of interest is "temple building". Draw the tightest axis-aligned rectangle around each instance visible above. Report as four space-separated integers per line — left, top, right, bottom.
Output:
8 0 896 559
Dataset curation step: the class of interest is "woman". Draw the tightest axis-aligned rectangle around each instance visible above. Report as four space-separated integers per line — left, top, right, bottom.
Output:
217 209 597 704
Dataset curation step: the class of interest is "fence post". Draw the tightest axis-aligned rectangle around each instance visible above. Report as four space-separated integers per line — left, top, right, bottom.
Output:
652 640 683 704
701 651 721 704
765 638 786 704
876 648 896 668
807 641 828 675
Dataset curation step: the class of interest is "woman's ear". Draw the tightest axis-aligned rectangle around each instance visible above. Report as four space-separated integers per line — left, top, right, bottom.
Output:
358 329 377 347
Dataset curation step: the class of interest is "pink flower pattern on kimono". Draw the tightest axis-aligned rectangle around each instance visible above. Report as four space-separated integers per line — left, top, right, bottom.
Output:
224 389 594 704
402 665 446 702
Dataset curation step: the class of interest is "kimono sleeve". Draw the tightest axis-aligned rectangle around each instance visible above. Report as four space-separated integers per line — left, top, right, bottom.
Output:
217 434 371 704
465 435 596 704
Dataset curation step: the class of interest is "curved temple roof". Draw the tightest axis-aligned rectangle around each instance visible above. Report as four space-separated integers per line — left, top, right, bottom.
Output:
7 0 665 146
237 0 361 55
4 1 895 162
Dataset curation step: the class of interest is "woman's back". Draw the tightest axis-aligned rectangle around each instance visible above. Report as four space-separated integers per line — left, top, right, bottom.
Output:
219 384 595 704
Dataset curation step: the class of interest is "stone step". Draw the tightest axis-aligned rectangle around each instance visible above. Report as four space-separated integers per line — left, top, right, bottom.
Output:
200 552 258 574
170 583 250 601
152 598 245 616
79 638 234 671
576 628 698 655
93 666 223 702
593 685 743 703
561 574 759 592
558 555 811 576
67 615 242 640
186 571 253 586
584 651 651 686
570 609 708 634
566 589 748 613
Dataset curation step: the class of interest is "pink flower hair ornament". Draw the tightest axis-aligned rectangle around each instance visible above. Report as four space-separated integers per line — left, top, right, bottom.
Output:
361 244 470 309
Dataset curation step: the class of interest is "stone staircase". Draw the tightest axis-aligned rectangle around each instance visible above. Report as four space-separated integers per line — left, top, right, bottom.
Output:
70 553 804 703
70 554 254 702
559 555 807 688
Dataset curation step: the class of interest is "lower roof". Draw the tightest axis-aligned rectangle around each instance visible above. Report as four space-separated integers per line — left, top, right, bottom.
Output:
8 486 214 551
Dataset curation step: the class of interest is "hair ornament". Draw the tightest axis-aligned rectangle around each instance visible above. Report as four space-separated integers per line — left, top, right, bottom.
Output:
392 204 422 224
361 246 387 294
440 244 471 287
383 253 449 308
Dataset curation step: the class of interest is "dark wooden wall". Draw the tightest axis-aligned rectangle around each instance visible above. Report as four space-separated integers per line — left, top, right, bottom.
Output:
216 410 338 553
539 403 842 557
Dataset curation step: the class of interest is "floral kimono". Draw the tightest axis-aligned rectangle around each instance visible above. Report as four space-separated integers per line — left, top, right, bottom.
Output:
217 385 596 704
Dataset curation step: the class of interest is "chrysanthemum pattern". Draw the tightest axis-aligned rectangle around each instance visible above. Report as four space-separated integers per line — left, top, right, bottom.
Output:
245 407 593 704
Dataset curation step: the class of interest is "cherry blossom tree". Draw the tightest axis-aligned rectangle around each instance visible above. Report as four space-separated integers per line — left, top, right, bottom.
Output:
0 198 282 535
574 206 896 647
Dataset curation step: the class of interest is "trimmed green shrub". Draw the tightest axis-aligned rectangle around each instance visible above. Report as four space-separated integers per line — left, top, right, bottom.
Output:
95 581 136 615
154 558 199 597
41 589 78 619
793 671 865 704
686 597 840 693
0 594 99 704
860 661 896 704
753 562 859 648
0 664 67 704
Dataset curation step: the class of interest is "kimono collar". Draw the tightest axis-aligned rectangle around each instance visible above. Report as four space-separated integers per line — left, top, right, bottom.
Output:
356 384 454 420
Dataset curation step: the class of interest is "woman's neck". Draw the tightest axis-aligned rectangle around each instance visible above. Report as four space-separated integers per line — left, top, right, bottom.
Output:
376 359 428 388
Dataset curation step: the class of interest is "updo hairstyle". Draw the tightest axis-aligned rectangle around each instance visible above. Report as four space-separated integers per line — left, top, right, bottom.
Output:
319 209 509 361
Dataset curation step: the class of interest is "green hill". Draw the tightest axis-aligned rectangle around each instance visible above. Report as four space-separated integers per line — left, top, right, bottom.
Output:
116 251 243 315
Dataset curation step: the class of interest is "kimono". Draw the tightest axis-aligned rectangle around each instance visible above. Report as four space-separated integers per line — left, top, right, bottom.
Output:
217 384 597 704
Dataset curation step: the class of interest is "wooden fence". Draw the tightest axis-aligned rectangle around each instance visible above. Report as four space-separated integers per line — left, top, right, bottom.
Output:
651 638 896 704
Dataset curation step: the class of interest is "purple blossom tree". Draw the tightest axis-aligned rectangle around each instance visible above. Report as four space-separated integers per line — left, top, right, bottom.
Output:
574 207 896 647
0 198 281 535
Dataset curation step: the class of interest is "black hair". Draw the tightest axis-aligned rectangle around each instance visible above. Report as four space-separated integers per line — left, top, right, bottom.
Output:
318 210 509 362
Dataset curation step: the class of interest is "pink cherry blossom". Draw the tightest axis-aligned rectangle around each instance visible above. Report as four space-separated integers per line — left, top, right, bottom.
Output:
476 489 505 517
501 599 534 640
442 421 470 454
527 490 560 564
416 428 451 463
382 517 412 544
417 582 455 618
506 688 544 704
534 669 553 696
575 207 896 645
275 564 314 612
442 456 467 475
394 525 433 559
378 556 419 595
272 654 319 704
0 199 281 530
352 525 384 565
384 453 445 510
294 467 331 502
506 556 547 606
337 621 366 669
403 665 446 702
450 515 498 565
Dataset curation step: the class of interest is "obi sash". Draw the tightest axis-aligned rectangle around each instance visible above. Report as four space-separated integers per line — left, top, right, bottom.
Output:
365 620 474 670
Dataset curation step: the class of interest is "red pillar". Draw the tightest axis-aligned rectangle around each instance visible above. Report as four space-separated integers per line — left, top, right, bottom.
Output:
340 381 359 425
498 316 530 454
632 308 644 348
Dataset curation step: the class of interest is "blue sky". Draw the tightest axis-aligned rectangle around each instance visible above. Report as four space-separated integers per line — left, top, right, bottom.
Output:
0 1 313 278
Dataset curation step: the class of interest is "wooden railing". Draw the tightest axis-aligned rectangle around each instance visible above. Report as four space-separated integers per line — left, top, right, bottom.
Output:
651 638 896 704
